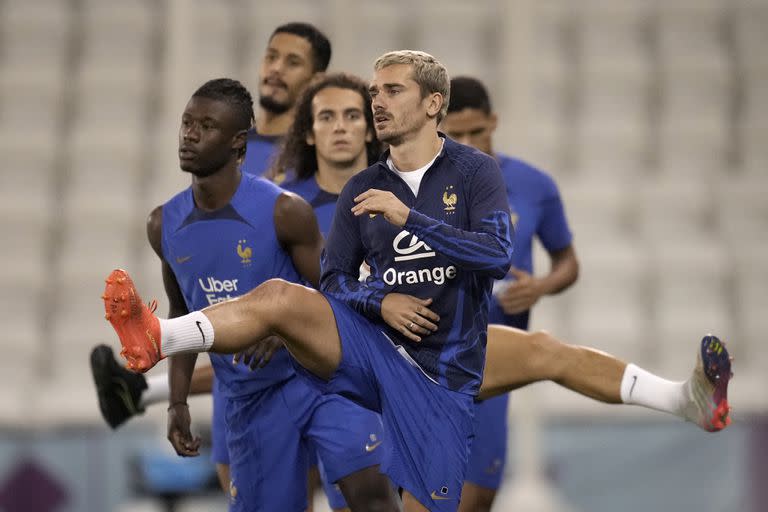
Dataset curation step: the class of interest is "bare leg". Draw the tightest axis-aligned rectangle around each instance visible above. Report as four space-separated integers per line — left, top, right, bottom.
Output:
457 482 495 512
479 325 625 402
401 491 429 512
338 466 400 512
215 463 230 494
200 279 342 380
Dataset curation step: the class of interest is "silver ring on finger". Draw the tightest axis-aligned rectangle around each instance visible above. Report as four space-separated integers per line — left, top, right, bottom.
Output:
408 321 414 330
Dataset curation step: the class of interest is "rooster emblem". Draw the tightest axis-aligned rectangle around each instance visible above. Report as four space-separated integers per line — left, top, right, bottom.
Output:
237 239 252 265
443 186 457 212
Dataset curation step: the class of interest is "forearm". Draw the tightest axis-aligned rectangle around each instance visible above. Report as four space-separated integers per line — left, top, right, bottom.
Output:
169 353 198 404
404 210 513 277
320 270 386 319
539 246 578 296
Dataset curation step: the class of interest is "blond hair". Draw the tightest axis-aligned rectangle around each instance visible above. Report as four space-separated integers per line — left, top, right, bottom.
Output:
374 50 450 123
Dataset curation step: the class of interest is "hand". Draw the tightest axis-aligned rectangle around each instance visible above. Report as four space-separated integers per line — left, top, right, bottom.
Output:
497 267 543 315
233 336 284 370
381 293 440 342
167 403 201 457
351 189 410 227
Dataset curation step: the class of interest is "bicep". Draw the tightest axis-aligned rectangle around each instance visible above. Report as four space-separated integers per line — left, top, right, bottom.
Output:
274 193 324 288
161 260 189 318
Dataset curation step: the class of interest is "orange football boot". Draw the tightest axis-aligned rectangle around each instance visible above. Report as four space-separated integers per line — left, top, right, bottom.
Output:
102 269 163 372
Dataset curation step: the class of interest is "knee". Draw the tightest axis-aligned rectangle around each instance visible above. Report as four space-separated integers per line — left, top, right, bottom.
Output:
242 278 295 310
527 330 568 379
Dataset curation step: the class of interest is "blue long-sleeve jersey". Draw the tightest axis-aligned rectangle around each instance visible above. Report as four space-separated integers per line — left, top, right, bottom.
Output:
320 136 514 395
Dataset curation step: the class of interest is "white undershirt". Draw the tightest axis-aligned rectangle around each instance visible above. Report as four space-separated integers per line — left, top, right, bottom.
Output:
387 138 445 196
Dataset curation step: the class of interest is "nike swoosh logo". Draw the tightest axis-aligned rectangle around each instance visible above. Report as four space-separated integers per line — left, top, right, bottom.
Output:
176 256 192 264
196 321 206 346
629 375 638 399
365 440 382 452
430 491 451 501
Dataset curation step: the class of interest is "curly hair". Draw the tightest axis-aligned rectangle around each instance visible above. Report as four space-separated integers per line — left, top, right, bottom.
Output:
271 73 381 181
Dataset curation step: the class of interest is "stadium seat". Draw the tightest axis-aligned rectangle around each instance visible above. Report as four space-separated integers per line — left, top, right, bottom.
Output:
578 0 652 76
566 241 650 363
650 240 733 373
637 177 717 243
560 179 638 244
657 1 728 74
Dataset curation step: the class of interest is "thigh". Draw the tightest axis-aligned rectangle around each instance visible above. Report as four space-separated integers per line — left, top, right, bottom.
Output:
307 393 385 485
480 324 542 400
225 388 310 512
464 394 509 489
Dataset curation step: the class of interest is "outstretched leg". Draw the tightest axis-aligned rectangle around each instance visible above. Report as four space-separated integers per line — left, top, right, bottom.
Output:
104 269 342 380
478 325 732 431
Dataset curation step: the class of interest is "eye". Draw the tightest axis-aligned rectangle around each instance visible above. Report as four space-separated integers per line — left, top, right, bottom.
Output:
348 112 361 120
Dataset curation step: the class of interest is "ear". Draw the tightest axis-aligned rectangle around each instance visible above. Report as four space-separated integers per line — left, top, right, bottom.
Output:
488 112 498 133
306 132 315 146
426 92 443 119
365 129 374 143
233 129 248 153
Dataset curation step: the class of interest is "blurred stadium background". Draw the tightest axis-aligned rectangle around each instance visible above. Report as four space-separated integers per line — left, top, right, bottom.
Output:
0 0 766 510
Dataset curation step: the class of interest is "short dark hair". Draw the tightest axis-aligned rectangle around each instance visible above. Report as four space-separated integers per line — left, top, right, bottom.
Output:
272 73 381 181
271 22 332 72
192 78 255 132
448 76 492 115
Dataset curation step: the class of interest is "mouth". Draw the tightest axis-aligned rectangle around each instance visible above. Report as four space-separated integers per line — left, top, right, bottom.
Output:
332 140 351 148
374 113 389 124
263 78 287 90
179 148 197 160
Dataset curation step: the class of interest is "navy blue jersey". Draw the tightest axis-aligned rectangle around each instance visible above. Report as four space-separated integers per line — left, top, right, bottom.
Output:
321 136 514 395
241 129 281 177
161 174 302 398
488 154 573 329
282 176 339 236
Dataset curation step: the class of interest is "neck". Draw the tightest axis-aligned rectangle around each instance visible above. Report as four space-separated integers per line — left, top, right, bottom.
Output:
256 107 294 136
191 163 242 211
388 123 442 171
315 153 368 194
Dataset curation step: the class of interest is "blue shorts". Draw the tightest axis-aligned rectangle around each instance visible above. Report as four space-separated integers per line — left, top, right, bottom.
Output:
210 379 229 465
465 393 509 489
223 373 382 511
323 296 476 512
317 453 348 510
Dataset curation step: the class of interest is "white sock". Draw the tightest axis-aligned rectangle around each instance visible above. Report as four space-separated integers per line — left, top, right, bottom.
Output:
620 363 686 417
140 374 170 408
159 311 215 356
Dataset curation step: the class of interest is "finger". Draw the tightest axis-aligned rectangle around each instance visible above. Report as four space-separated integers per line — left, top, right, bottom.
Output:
353 189 379 203
400 323 422 342
415 304 440 323
416 297 433 306
406 320 431 336
258 346 278 368
508 267 528 279
232 352 242 365
413 314 438 332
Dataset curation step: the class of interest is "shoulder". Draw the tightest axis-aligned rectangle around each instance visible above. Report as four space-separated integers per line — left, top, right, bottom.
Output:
497 153 561 196
443 137 499 179
146 205 164 257
340 164 383 197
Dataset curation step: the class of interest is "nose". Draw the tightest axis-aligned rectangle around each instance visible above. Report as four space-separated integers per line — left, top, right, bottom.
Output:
182 124 199 142
333 117 346 132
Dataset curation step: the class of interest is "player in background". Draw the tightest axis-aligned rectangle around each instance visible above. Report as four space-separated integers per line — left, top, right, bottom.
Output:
441 76 579 512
